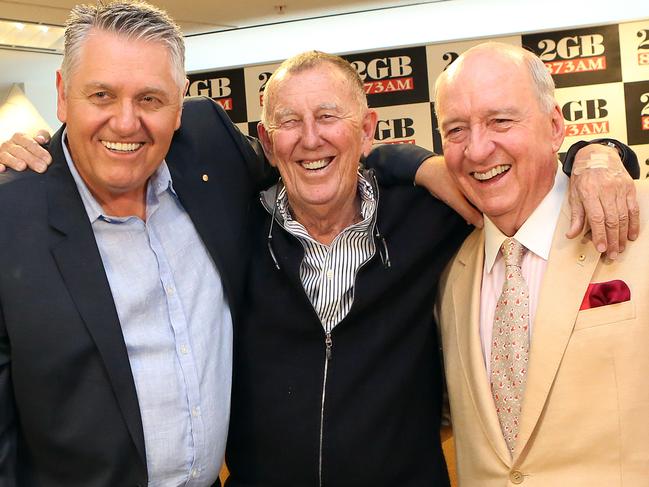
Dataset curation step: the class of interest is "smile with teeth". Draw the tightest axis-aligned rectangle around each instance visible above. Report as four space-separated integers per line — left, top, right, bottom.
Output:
300 157 332 170
472 164 511 181
101 140 143 153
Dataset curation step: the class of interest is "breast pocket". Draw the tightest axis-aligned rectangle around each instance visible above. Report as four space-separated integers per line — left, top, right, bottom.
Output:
574 300 636 330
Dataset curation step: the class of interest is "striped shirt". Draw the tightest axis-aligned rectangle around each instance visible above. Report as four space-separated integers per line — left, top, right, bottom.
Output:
276 173 377 333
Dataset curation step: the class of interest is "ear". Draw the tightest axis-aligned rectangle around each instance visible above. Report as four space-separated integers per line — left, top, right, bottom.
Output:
55 70 67 123
257 122 277 167
175 78 189 130
360 109 378 157
549 103 565 153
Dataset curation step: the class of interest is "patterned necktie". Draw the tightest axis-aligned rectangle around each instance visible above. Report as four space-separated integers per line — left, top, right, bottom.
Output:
490 237 530 454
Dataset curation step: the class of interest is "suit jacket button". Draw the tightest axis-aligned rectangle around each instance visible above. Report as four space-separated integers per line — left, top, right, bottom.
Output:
510 470 524 484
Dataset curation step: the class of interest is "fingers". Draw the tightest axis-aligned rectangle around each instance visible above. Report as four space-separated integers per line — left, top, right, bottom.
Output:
569 142 641 258
568 167 639 259
34 129 52 144
615 186 629 253
0 132 51 173
453 198 483 229
431 180 483 228
566 186 585 239
604 171 639 258
415 156 483 228
626 184 640 242
601 189 621 260
583 192 608 255
0 145 28 171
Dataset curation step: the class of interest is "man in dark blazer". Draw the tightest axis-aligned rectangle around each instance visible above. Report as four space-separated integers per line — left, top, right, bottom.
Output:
0 3 274 486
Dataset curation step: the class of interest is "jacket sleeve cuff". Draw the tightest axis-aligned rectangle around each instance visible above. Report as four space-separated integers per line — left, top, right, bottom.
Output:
562 138 640 179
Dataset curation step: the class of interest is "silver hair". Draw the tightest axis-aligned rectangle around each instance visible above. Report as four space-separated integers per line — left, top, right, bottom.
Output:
261 50 368 128
60 1 186 90
434 42 556 114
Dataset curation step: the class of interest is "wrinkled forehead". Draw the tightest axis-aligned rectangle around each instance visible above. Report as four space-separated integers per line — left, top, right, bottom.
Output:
267 66 359 118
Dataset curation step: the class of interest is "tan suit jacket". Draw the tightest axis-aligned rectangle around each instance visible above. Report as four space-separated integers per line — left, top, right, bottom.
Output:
437 182 649 487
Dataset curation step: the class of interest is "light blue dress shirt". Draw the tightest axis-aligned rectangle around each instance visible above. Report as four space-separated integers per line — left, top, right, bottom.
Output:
62 134 232 486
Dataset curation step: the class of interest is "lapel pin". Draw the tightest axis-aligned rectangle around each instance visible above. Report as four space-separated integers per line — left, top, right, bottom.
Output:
202 174 209 182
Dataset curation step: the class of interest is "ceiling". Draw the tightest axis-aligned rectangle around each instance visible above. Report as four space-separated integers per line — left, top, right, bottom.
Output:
0 0 444 37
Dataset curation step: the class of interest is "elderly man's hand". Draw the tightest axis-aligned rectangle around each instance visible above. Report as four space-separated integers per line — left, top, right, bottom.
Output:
0 130 52 173
567 143 640 260
415 156 483 228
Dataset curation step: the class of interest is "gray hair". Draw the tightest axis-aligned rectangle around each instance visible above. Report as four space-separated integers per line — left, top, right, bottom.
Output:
434 42 556 114
60 1 185 90
261 50 368 127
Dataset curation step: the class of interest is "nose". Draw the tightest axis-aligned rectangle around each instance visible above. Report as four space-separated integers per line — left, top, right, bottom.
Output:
109 99 141 136
300 117 323 150
463 125 495 163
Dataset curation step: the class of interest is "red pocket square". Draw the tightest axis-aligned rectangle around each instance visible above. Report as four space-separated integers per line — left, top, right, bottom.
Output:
580 279 631 310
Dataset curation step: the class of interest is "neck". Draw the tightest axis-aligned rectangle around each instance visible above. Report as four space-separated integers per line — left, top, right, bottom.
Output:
291 192 361 246
490 178 556 237
492 217 524 238
92 188 148 221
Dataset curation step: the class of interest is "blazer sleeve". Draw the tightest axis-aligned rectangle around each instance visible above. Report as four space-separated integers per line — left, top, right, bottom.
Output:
0 307 17 486
362 144 434 186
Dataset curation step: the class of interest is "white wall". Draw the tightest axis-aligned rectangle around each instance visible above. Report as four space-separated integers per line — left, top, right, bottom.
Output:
185 0 649 71
0 49 60 129
0 84 53 142
2 0 649 129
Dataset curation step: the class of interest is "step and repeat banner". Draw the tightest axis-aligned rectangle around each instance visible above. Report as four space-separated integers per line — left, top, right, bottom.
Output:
186 19 649 177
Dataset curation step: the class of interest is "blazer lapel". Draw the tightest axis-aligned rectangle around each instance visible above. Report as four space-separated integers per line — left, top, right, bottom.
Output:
166 141 244 323
451 229 512 464
515 196 600 458
46 129 147 467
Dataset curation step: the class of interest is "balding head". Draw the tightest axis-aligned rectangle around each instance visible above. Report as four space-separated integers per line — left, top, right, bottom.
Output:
435 42 557 117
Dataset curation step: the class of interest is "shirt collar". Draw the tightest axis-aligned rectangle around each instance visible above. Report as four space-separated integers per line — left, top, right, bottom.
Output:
61 128 175 222
484 162 568 272
276 170 377 229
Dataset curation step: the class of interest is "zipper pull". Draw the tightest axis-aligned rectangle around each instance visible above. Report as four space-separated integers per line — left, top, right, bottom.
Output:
325 332 333 361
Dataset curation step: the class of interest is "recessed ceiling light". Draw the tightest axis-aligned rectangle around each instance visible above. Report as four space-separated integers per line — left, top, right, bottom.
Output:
0 19 64 53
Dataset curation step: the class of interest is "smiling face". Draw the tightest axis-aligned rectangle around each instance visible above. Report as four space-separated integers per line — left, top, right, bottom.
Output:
258 63 377 224
56 29 186 213
436 47 564 236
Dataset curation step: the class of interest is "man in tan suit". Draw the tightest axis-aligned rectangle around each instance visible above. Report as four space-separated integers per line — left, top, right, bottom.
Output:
435 42 649 486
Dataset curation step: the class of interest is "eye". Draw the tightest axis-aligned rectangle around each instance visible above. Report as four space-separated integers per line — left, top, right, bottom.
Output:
140 95 163 107
444 126 465 140
279 118 299 129
90 91 111 102
491 118 513 130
